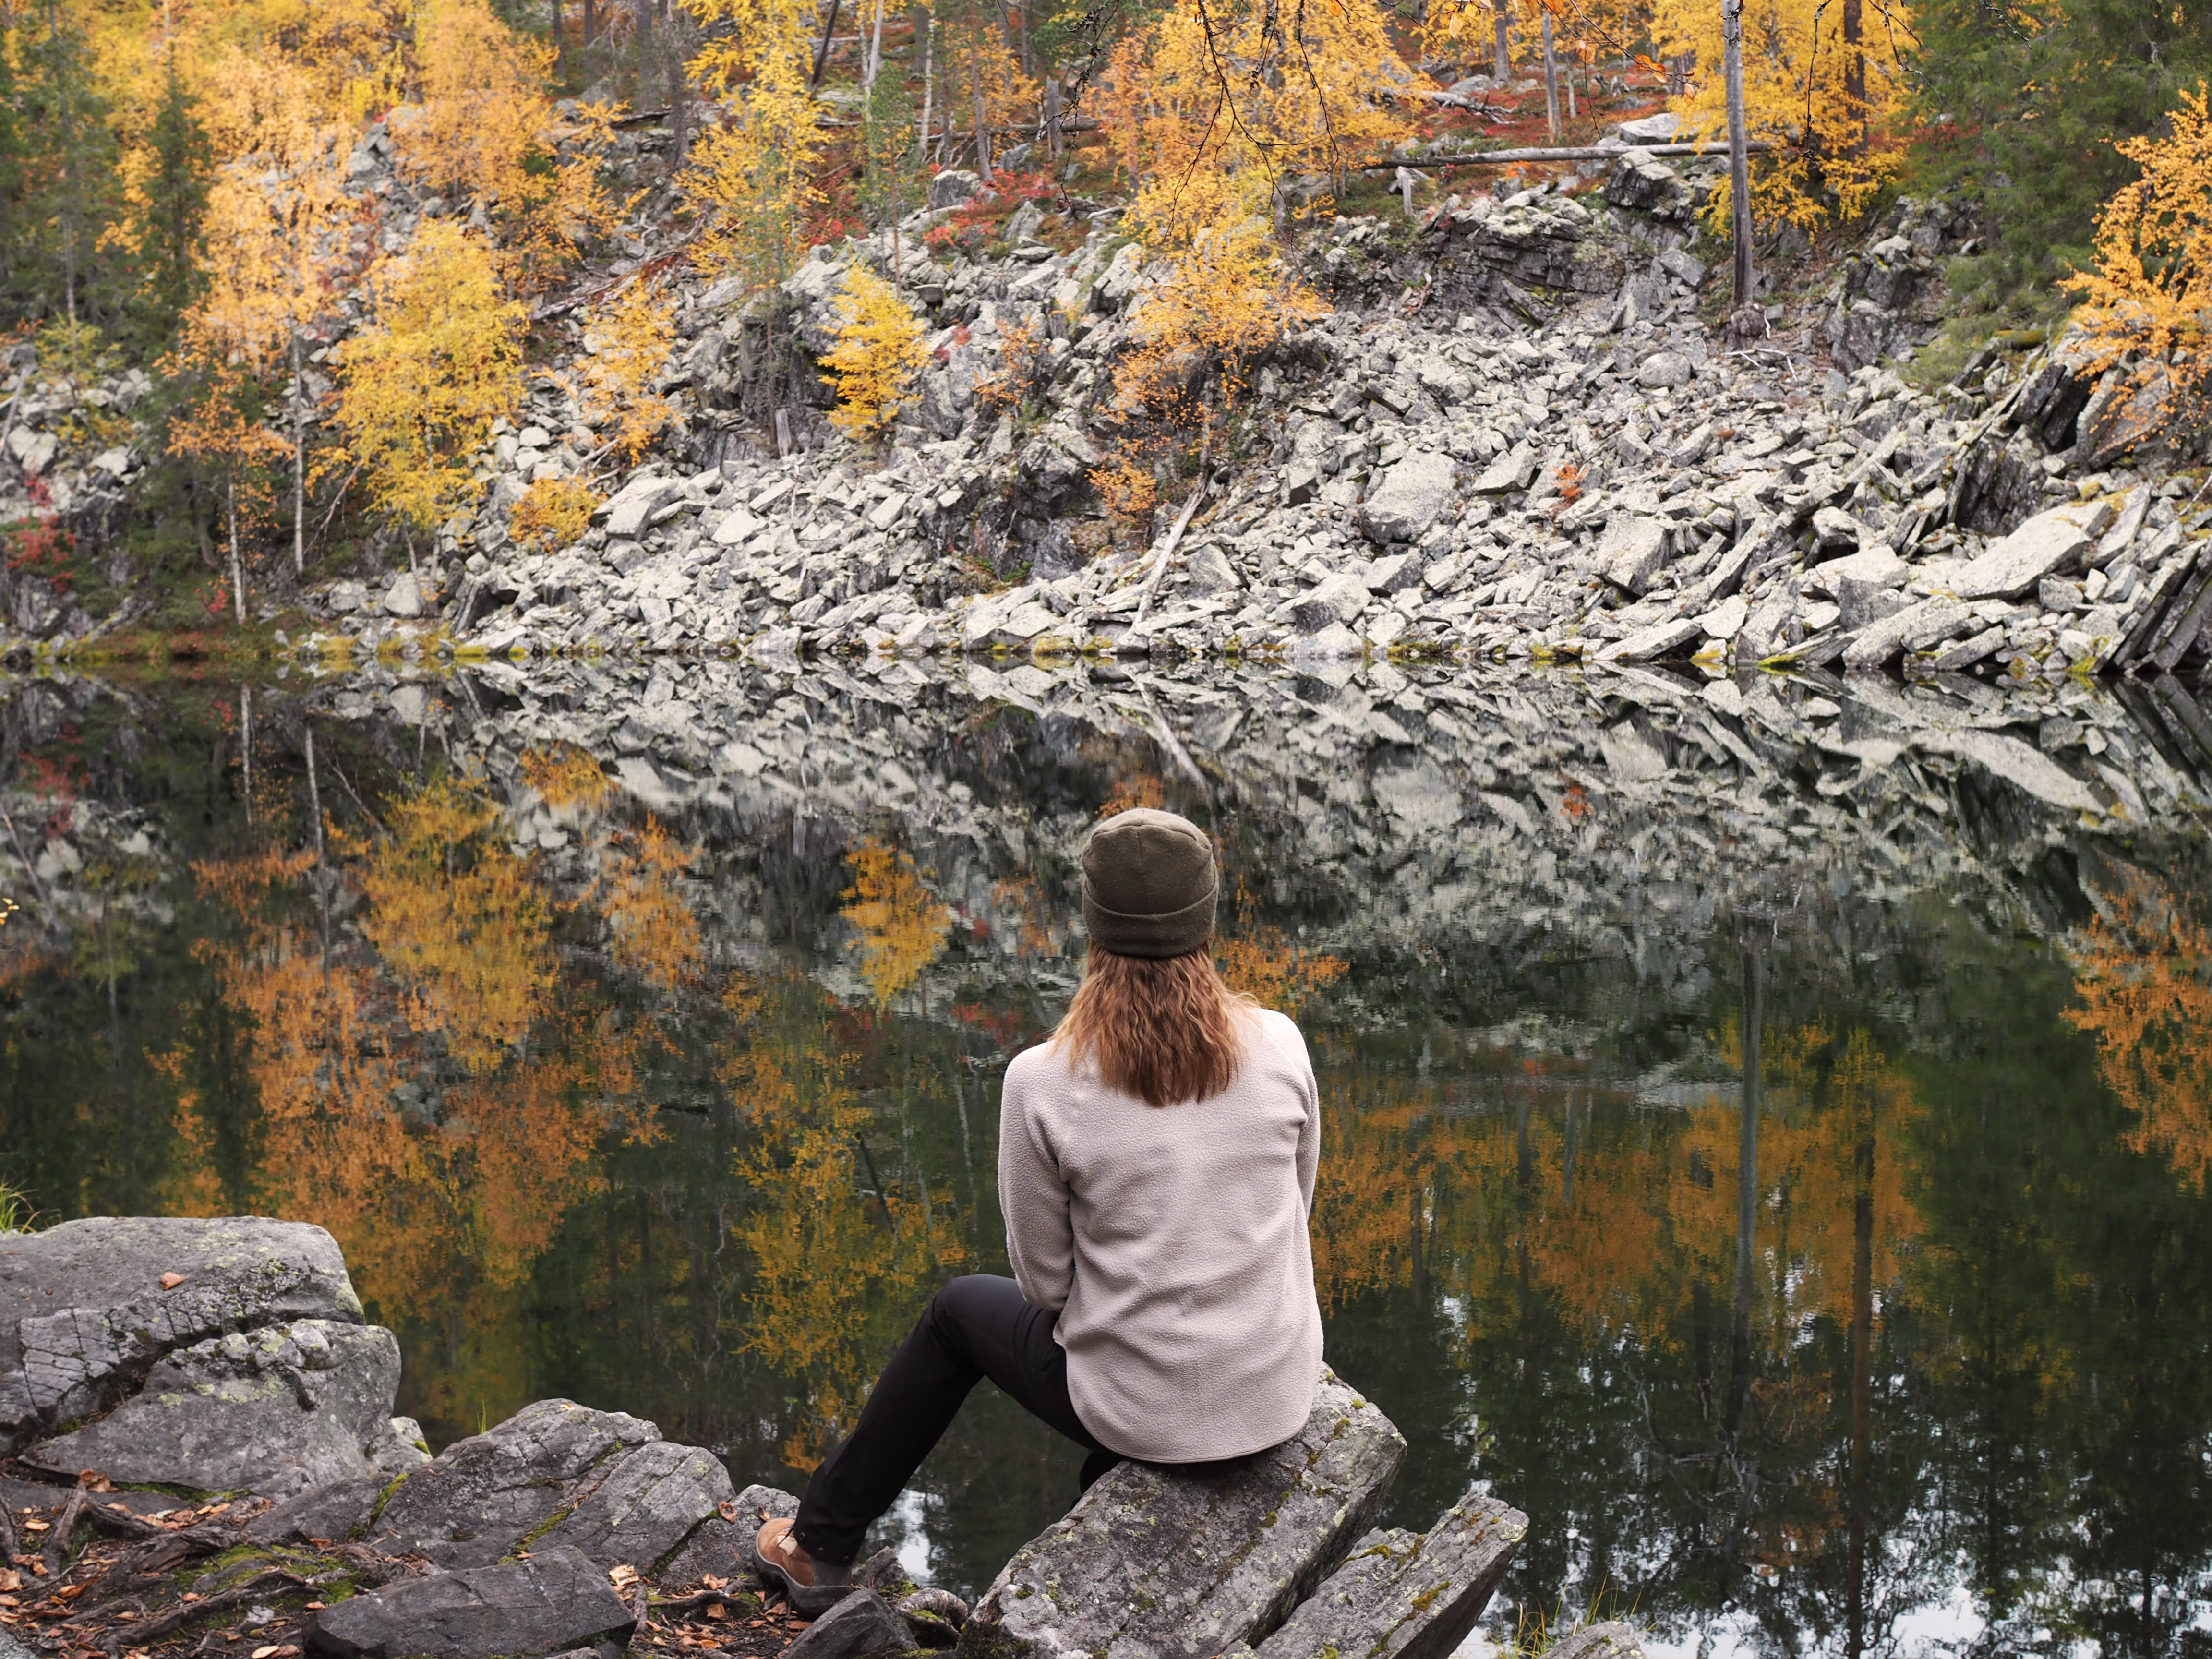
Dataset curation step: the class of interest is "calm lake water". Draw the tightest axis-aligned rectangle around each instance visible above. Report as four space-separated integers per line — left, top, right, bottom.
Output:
5 657 2212 1659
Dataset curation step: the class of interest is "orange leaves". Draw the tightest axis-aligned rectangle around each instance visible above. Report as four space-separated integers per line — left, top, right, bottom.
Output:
2065 83 2212 417
508 478 600 554
349 774 553 1075
821 266 930 444
520 743 613 811
839 839 950 1008
598 820 705 994
2068 871 2212 1188
1215 928 1346 1020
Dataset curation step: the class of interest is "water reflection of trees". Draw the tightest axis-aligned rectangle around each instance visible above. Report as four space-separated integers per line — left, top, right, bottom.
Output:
8 685 2212 1649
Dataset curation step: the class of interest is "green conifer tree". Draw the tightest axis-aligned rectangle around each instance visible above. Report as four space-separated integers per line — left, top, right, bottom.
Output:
1912 0 2212 309
138 52 212 349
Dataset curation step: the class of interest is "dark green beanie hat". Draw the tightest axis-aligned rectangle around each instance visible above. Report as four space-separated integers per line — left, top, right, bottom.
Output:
1081 807 1217 958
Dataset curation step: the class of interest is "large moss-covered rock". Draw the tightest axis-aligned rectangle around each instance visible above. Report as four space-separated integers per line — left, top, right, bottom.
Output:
957 1370 1405 1659
373 1399 731 1575
0 1217 361 1453
26 1319 404 1497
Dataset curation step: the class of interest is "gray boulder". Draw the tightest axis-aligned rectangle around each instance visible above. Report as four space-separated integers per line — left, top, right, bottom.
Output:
784 1589 913 1659
929 169 983 210
655 1482 796 1589
1357 453 1456 544
372 1398 661 1567
1636 351 1694 389
536 1439 735 1571
1254 1489 1527 1659
309 1545 635 1659
27 1319 401 1498
958 1370 1405 1658
1468 201 1626 295
1283 573 1372 633
0 1216 361 1454
1952 504 2107 601
1599 515 1670 595
1603 151 1688 217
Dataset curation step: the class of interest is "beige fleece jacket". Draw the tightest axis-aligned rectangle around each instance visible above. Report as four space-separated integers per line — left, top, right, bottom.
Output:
997 1007 1323 1464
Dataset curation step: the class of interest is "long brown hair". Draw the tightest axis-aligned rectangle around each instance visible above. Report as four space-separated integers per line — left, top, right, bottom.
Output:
1051 948 1250 1108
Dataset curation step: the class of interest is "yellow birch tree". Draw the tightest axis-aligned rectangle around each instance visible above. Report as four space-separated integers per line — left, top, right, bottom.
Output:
331 220 526 567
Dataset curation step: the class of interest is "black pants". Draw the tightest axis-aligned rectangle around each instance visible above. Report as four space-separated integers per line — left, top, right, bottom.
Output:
793 1274 1122 1566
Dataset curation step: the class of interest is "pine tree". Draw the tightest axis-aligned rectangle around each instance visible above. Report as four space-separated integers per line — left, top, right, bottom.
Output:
137 52 213 349
17 1 124 329
1913 0 2212 305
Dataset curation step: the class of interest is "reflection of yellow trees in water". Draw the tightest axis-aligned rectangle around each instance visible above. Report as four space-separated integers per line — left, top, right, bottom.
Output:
2070 873 2212 1186
719 970 965 1468
156 766 701 1427
600 822 704 993
346 779 555 1076
841 840 951 1008
520 743 614 812
1218 928 1347 1019
1310 1026 1923 1346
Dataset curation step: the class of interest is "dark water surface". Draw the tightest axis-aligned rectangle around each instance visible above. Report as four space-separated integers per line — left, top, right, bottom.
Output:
5 658 2212 1658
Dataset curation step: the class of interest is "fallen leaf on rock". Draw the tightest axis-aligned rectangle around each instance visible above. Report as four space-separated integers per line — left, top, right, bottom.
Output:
252 1645 281 1657
609 1565 640 1588
160 1274 185 1289
715 1500 740 1523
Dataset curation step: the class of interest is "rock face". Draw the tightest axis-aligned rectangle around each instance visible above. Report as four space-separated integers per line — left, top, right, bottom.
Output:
372 1397 733 1572
27 1320 406 1496
1253 1490 1527 1659
308 1545 637 1659
781 1589 915 1659
1357 453 1457 545
1952 505 2101 601
0 1217 418 1497
958 1370 1406 1658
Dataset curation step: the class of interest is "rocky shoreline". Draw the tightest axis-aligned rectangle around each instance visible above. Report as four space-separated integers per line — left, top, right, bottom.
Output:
1 125 2200 682
0 1217 1606 1659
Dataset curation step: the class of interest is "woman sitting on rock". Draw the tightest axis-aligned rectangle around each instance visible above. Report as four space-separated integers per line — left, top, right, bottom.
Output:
755 806 1324 1614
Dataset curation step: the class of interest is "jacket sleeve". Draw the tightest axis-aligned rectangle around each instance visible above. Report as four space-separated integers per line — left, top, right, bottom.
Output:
998 1053 1076 1311
1293 1026 1320 1216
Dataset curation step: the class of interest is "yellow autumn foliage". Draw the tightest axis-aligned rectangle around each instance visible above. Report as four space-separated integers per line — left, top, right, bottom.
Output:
822 266 930 441
333 220 526 538
576 280 681 462
840 839 951 1006
508 477 600 552
347 774 555 1075
2068 870 2212 1188
2066 84 2212 419
1651 0 1909 228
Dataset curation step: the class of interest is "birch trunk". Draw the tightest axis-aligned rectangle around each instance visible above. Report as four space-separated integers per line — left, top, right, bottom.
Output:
1539 12 1560 142
1722 0 1756 318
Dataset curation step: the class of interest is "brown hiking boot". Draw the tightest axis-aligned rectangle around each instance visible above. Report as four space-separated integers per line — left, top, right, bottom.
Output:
752 1517 854 1618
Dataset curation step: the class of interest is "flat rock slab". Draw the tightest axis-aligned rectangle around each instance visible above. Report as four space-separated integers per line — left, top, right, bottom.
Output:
0 1217 360 1453
28 1320 400 1497
958 1370 1405 1659
309 1544 636 1659
1951 503 2109 601
536 1439 734 1573
1252 1490 1527 1659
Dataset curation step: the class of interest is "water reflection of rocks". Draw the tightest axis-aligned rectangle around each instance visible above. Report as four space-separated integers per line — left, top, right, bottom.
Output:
4 661 2211 1659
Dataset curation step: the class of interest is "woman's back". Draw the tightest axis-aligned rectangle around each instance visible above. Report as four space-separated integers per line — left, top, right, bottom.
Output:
999 1004 1323 1464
